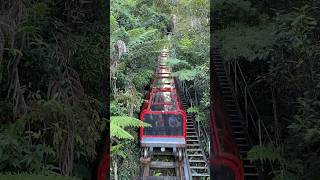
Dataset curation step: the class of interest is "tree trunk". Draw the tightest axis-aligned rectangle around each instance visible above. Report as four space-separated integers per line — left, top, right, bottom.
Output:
113 160 118 180
271 86 280 141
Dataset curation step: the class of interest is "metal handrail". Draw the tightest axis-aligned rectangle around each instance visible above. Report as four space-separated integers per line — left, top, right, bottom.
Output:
228 60 280 175
179 80 210 156
230 61 275 148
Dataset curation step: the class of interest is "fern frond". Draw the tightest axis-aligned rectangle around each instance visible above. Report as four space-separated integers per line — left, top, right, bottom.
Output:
172 69 198 81
167 58 190 68
187 107 200 114
128 39 169 60
110 123 134 140
111 116 150 128
247 145 281 162
128 28 160 48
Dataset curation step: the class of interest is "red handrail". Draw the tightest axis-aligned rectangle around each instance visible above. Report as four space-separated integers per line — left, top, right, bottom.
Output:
209 67 244 180
97 135 110 180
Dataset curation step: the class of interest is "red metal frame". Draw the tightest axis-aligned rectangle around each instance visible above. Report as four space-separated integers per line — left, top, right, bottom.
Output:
96 132 109 180
140 87 187 142
140 50 187 142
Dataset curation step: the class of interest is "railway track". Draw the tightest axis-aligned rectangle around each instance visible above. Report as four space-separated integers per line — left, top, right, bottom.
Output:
139 148 189 180
139 84 210 180
138 47 210 180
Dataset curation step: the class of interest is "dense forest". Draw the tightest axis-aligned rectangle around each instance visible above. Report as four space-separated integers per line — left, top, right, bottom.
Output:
214 0 320 179
0 0 108 179
0 0 210 179
110 0 209 179
1 0 319 180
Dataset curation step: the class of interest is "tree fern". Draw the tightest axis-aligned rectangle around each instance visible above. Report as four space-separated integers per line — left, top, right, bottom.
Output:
110 123 135 140
172 69 198 81
167 58 190 68
111 144 127 159
128 39 169 60
110 116 150 140
187 107 199 114
247 145 281 162
132 70 154 89
128 28 161 49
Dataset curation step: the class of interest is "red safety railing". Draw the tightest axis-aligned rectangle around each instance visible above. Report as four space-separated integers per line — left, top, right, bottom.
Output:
96 132 110 180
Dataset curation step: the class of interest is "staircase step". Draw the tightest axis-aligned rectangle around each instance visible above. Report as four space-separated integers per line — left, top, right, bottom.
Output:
244 164 257 168
143 176 179 180
187 136 198 138
190 166 208 169
232 126 244 130
150 161 176 169
188 154 204 157
186 149 202 152
244 173 259 176
189 160 206 163
235 137 246 140
191 173 210 177
214 63 224 67
187 139 199 142
187 144 200 147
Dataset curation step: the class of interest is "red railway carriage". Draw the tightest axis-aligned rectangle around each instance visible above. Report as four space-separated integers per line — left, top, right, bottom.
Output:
140 84 186 158
156 66 171 74
151 77 176 89
139 48 187 159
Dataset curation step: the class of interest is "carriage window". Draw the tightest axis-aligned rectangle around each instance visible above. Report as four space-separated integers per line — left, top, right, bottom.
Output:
159 62 167 66
143 114 183 136
155 78 174 86
154 78 175 89
156 84 174 89
152 92 175 103
157 73 170 78
158 68 171 74
150 104 177 111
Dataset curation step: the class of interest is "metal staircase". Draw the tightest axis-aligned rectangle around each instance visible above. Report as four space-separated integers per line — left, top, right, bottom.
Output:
212 44 260 180
178 82 210 179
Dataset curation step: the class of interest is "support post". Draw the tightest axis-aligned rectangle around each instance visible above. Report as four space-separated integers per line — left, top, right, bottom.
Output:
245 86 248 129
140 157 151 179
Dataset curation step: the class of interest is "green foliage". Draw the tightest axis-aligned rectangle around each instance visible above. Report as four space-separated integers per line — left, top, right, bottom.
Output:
218 23 274 61
172 69 198 81
213 0 259 26
110 123 135 140
110 0 211 178
110 138 140 179
0 126 55 173
110 116 150 140
216 0 320 179
132 70 154 90
72 30 108 99
187 106 207 123
0 173 80 180
128 28 160 48
179 35 193 50
272 171 301 180
166 58 190 68
20 98 105 161
0 0 108 178
247 145 281 162
187 107 200 114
